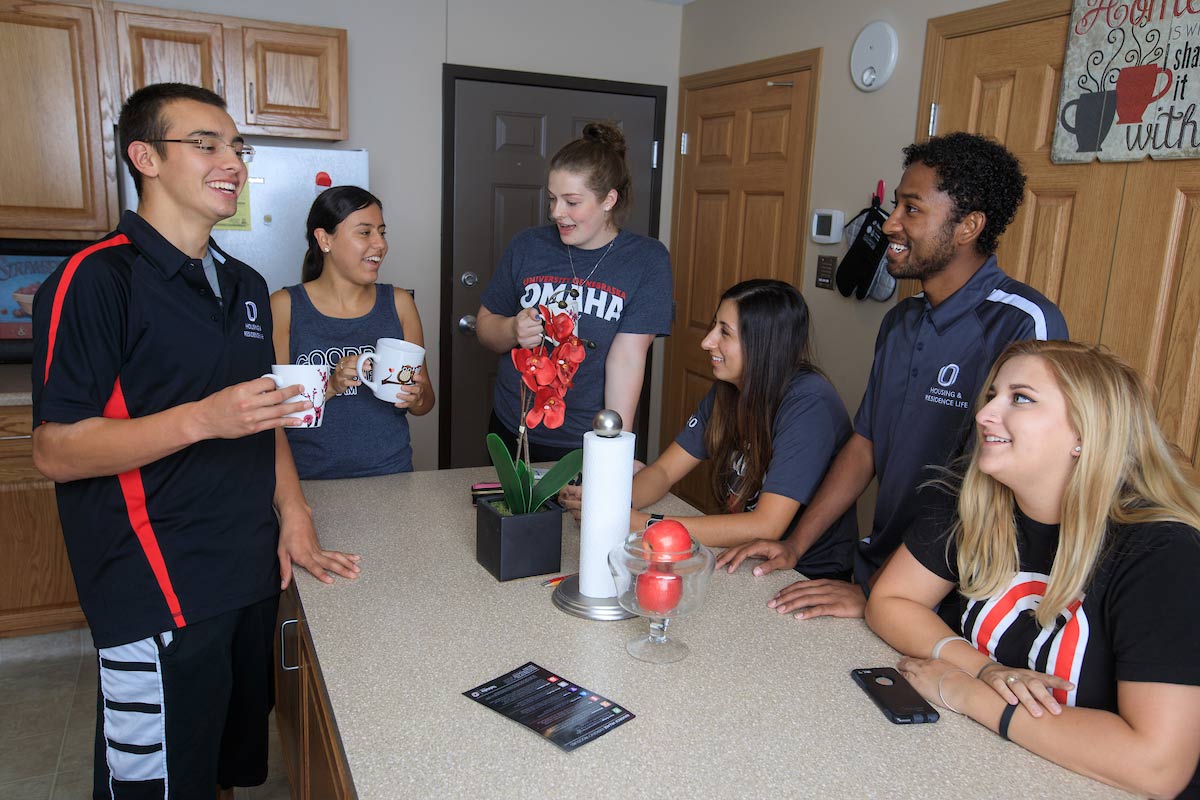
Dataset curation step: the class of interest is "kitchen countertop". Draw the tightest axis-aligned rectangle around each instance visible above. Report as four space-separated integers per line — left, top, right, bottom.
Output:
296 467 1130 799
0 364 31 406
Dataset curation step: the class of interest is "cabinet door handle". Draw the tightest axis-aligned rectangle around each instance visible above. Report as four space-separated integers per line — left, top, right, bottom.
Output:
249 81 255 116
0 434 32 441
279 618 300 671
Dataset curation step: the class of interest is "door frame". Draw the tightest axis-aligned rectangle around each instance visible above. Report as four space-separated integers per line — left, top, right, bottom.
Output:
439 63 668 468
661 49 822 459
900 0 1073 299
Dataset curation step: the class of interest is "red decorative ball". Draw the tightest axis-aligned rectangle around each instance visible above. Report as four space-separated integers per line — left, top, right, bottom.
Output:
644 519 692 562
636 568 682 615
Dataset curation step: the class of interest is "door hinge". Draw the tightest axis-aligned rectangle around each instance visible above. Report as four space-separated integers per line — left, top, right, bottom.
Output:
928 103 939 137
680 132 688 155
652 140 659 169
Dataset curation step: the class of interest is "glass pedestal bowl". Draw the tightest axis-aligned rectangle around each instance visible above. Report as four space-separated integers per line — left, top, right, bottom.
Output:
608 527 715 664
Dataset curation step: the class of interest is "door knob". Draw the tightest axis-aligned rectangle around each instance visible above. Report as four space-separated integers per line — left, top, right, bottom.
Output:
458 314 477 334
460 271 479 287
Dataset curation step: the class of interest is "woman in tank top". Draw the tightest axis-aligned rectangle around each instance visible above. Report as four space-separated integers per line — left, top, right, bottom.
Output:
270 186 434 479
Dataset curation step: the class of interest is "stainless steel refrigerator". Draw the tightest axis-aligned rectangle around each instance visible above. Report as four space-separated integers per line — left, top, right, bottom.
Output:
117 143 369 292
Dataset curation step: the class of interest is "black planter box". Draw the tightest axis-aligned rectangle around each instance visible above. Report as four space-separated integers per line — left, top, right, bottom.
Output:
476 498 563 581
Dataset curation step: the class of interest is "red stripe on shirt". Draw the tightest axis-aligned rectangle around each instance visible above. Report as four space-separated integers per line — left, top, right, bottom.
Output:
43 235 131 385
1052 599 1084 705
977 578 1047 653
102 377 187 629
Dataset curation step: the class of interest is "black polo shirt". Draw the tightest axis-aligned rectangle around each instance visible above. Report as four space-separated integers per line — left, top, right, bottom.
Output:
31 211 280 649
852 256 1068 584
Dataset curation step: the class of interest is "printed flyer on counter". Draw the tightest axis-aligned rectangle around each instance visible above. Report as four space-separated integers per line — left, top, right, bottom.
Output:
463 662 635 751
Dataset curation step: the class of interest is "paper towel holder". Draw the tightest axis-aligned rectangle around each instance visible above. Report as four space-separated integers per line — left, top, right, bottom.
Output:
551 410 637 621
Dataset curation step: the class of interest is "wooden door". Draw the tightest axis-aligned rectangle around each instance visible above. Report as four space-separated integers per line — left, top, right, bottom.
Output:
275 586 304 798
440 67 666 468
115 8 226 102
663 51 820 511
1101 159 1200 477
0 0 112 237
240 26 347 140
919 0 1200 481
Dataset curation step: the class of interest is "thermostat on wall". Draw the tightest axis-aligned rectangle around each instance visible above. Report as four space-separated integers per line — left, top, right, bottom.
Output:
811 209 844 244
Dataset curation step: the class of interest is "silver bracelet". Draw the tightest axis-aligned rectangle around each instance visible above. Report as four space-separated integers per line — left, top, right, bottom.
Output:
931 635 968 660
938 668 969 715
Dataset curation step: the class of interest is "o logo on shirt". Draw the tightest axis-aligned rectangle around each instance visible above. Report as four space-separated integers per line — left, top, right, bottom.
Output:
687 416 699 428
244 301 258 322
937 363 960 387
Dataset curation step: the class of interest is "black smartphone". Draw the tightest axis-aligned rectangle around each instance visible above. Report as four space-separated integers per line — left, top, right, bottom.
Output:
850 667 940 724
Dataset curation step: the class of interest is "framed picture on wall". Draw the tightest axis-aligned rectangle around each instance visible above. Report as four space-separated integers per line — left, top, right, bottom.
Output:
0 239 83 363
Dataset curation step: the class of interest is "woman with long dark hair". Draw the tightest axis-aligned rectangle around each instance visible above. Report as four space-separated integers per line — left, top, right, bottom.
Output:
562 279 857 579
476 122 672 460
270 186 434 478
866 340 1200 797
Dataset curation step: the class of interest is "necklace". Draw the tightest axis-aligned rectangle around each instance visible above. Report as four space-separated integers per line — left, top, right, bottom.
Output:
565 239 615 300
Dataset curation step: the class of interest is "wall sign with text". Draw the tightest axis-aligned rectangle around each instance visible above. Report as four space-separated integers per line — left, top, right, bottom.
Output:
1054 0 1200 162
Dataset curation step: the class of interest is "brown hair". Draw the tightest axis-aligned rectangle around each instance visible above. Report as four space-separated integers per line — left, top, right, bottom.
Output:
549 122 633 225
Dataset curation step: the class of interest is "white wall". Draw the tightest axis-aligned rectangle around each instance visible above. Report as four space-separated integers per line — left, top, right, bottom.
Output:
126 0 683 469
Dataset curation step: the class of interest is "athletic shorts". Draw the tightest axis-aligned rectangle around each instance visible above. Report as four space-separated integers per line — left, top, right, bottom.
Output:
91 593 280 799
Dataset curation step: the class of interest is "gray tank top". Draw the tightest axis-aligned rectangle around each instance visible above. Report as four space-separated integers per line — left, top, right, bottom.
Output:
284 283 412 478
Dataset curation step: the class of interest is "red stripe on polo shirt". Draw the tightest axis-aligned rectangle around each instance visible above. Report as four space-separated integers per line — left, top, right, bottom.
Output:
102 377 187 629
977 578 1047 653
1052 599 1084 705
43 234 131 385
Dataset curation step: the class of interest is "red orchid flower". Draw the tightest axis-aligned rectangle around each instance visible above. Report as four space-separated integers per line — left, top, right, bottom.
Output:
550 343 581 385
539 304 575 342
555 335 586 365
526 386 567 429
511 345 554 391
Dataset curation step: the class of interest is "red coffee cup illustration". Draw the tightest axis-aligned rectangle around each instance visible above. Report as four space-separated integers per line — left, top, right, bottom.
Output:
1115 64 1173 124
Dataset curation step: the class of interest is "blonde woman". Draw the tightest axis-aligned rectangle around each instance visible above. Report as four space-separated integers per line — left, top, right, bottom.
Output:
865 340 1200 799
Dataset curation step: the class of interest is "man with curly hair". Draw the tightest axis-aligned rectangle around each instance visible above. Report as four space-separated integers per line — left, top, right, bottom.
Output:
718 132 1068 619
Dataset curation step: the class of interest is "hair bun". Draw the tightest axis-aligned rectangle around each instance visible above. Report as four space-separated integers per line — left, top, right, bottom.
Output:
582 122 626 158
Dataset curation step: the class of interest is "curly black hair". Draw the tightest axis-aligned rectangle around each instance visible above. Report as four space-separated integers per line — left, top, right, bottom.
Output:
902 132 1026 255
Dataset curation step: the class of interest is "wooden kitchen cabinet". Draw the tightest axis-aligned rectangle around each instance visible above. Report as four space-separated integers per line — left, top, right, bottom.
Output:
0 405 86 637
114 3 348 140
276 584 355 799
0 0 116 239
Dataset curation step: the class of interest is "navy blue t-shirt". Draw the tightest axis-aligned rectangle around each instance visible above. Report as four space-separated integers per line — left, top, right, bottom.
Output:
675 372 857 578
853 256 1068 584
481 225 673 448
284 283 413 478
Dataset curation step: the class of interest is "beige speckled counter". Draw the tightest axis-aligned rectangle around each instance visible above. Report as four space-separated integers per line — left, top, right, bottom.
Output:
0 363 32 406
297 468 1130 799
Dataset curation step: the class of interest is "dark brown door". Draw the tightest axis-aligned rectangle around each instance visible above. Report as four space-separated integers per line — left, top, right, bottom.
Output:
441 67 666 467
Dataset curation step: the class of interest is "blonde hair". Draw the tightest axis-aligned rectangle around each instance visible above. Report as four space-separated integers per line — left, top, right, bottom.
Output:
954 340 1200 627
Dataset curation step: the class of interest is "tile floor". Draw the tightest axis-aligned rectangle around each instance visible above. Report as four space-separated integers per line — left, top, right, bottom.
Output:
0 628 291 799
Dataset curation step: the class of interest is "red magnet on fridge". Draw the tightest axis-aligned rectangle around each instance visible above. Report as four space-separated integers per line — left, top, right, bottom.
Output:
315 171 332 196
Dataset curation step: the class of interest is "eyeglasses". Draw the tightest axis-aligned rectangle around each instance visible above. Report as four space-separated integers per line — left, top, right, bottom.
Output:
149 136 255 163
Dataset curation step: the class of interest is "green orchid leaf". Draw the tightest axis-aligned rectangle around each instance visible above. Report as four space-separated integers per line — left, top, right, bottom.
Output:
515 460 534 515
530 448 583 512
486 434 524 514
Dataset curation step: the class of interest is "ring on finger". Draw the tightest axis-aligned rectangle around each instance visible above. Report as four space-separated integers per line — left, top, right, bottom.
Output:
1005 675 1019 686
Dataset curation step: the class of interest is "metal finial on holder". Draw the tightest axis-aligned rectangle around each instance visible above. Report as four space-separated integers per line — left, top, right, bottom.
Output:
552 409 636 621
592 409 622 438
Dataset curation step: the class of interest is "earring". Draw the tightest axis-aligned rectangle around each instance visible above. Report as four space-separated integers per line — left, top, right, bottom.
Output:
1073 445 1082 454
323 247 330 253
603 206 611 212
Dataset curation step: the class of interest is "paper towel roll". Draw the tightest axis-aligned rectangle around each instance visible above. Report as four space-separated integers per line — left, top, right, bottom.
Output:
578 429 635 597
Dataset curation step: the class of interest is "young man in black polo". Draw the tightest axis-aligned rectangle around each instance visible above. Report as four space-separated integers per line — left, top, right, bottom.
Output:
718 133 1068 619
31 83 360 798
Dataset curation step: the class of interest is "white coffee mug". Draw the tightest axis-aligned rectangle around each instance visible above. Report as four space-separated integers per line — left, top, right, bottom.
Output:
262 364 328 428
356 338 425 402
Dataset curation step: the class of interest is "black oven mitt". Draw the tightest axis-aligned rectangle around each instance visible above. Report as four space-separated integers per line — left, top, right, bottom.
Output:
836 198 890 298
